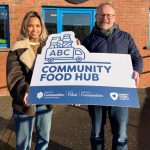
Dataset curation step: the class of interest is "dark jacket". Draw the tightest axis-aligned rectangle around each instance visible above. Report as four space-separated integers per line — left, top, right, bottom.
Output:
82 26 143 73
7 38 52 116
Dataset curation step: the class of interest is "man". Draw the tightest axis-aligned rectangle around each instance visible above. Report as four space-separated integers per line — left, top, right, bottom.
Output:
82 2 143 150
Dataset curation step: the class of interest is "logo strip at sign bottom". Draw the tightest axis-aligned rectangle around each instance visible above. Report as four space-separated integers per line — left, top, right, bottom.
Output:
28 86 139 108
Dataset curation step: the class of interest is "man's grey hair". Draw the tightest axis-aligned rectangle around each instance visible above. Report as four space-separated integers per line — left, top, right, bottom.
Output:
96 2 116 13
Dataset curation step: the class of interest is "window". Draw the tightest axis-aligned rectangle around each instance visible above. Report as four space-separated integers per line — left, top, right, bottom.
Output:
0 5 9 47
42 7 96 42
44 9 57 34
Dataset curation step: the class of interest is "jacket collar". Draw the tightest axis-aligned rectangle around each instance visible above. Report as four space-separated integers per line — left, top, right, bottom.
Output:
12 38 36 70
91 23 120 38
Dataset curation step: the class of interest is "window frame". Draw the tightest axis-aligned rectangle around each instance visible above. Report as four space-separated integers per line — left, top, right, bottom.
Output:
42 7 96 34
0 5 10 48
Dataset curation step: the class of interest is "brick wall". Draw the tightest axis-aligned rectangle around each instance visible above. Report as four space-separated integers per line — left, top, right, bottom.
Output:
0 0 150 96
0 52 9 96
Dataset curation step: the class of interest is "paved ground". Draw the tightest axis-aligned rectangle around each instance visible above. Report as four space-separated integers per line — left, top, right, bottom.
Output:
0 88 150 150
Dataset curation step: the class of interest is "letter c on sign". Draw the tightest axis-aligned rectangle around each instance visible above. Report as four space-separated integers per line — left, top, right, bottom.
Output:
42 66 49 73
64 49 70 55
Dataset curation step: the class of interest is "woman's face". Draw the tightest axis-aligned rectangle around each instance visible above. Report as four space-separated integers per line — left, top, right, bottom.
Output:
27 17 42 41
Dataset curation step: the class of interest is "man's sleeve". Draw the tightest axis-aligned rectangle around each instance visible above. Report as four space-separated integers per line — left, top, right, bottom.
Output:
128 34 143 74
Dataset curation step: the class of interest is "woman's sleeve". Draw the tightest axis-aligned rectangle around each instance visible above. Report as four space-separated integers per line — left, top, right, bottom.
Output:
6 50 28 104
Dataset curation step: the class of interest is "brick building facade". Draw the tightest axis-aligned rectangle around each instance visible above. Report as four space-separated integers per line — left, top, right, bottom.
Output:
0 0 150 96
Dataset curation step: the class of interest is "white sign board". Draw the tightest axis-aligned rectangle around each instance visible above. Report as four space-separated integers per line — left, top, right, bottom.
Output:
28 31 139 108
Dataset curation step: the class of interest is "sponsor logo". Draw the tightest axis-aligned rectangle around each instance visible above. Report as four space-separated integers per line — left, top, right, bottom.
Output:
110 92 129 101
110 92 119 100
67 91 78 96
37 92 44 99
37 91 65 99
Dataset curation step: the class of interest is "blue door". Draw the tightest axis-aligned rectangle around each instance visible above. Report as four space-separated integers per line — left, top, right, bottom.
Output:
42 7 96 41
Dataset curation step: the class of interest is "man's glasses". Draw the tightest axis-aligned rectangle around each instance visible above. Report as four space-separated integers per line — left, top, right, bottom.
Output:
97 14 115 19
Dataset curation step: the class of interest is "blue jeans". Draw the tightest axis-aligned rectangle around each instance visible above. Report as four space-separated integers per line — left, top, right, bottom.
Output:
13 105 53 150
88 106 128 150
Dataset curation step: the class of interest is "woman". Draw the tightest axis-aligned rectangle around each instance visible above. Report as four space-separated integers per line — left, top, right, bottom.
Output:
7 11 53 150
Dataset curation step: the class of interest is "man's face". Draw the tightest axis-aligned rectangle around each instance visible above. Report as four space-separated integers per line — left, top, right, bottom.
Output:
96 5 116 30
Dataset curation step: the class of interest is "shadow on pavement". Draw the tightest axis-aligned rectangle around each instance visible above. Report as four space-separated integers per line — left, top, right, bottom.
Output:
0 139 72 150
49 140 73 150
32 132 73 150
0 140 15 150
0 116 14 132
0 117 10 131
138 87 150 150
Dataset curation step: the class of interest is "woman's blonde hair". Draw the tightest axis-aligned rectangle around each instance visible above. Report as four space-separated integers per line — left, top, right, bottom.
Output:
20 11 48 42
